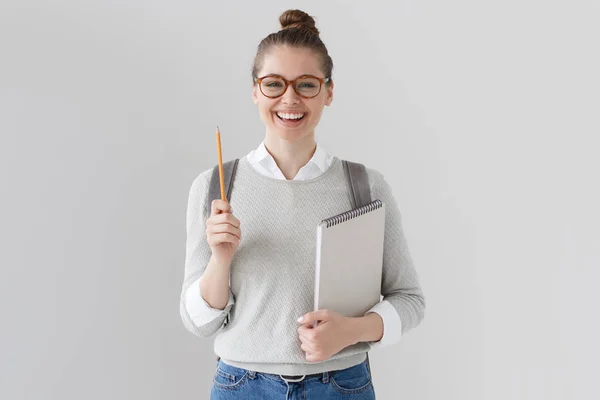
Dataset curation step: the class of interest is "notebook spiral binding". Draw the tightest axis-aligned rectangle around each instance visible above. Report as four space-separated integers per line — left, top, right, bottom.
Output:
322 199 383 228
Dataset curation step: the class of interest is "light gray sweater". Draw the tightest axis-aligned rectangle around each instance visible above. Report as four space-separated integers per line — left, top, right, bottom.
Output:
179 156 425 375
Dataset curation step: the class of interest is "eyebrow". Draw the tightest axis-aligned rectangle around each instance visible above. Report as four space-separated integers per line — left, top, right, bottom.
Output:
261 73 318 79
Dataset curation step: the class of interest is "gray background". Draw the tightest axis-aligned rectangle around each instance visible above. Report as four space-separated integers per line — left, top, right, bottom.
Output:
1 1 598 399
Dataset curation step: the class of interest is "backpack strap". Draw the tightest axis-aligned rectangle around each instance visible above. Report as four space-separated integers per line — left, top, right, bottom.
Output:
207 158 239 328
207 159 240 216
342 160 372 208
342 160 374 371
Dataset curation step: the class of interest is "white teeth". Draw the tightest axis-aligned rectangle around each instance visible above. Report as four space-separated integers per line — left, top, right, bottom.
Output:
276 112 305 120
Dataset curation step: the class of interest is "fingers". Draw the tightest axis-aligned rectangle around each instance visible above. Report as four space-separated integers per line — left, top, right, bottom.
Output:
298 326 317 343
300 342 323 362
300 342 317 354
206 218 241 246
206 222 241 240
207 233 240 247
211 199 231 216
208 212 240 229
298 326 322 361
206 204 241 241
206 200 241 248
302 309 331 325
297 324 316 334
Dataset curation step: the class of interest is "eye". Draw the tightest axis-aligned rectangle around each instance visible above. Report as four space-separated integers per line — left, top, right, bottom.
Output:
265 81 283 88
298 82 316 88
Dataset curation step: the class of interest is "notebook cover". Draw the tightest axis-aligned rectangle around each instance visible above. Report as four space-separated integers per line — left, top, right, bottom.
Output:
314 201 386 320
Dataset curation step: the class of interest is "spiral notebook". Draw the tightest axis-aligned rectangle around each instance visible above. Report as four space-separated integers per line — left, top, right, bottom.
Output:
313 200 386 326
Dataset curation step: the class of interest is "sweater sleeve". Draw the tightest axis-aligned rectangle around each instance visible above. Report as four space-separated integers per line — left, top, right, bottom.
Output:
179 171 235 338
368 170 426 338
185 276 235 327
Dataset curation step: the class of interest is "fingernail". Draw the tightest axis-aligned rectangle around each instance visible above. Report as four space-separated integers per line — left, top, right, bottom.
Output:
297 316 304 323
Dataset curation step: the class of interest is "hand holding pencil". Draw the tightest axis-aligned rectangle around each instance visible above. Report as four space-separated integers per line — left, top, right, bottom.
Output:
205 126 241 265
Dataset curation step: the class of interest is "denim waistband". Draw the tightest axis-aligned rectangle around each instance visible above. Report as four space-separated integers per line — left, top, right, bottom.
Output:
216 355 371 383
217 352 368 376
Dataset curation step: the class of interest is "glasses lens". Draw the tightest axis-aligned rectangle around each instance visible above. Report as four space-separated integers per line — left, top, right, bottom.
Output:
295 77 321 97
260 76 286 97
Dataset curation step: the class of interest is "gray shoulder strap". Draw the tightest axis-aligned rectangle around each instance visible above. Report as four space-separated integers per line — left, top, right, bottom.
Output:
342 160 374 367
207 159 240 216
342 160 372 208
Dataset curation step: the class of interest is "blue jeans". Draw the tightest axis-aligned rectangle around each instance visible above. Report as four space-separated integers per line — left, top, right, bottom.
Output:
210 358 376 399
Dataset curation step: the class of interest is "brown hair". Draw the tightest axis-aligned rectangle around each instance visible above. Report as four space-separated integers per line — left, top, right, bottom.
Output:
251 9 333 84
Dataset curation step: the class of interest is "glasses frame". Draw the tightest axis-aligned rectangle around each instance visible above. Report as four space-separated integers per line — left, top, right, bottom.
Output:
253 74 331 99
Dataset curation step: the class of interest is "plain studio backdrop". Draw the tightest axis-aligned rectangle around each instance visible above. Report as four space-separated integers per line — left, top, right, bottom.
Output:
1 1 598 399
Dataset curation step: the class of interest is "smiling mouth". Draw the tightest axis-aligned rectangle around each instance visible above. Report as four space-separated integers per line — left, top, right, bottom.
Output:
275 112 306 121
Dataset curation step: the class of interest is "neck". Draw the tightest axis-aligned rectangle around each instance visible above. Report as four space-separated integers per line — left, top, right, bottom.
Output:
263 131 317 180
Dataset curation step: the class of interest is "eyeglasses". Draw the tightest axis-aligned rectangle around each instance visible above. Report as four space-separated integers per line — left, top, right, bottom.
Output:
253 74 331 99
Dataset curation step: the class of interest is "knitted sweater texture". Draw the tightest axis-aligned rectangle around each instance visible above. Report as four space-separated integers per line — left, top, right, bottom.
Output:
179 156 425 375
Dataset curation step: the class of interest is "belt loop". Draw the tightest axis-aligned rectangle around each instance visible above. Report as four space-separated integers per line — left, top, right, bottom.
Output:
322 371 329 383
280 374 306 383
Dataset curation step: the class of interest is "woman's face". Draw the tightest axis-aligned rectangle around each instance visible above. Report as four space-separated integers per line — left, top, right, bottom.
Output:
253 46 333 143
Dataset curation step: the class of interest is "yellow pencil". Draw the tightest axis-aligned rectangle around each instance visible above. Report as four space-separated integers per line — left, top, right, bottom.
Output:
216 126 227 201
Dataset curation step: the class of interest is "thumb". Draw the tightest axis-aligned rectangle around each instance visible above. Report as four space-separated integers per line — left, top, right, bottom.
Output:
297 309 331 324
211 199 231 216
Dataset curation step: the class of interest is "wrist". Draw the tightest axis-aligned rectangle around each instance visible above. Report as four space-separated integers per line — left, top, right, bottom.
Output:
345 316 361 346
209 255 232 270
346 312 384 345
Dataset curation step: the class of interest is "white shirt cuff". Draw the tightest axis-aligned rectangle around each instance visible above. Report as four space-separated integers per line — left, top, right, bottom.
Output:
184 276 234 327
365 300 402 350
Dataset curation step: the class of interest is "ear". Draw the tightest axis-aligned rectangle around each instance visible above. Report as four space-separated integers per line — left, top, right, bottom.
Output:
324 80 334 107
252 83 259 104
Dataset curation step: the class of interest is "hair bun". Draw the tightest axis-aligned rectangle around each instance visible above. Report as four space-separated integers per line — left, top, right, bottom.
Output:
279 9 319 36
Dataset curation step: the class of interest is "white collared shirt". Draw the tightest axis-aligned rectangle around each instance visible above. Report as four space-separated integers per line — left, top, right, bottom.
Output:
184 141 402 350
247 141 334 181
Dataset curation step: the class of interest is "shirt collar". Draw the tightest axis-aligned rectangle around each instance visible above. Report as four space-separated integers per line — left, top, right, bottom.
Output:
253 141 329 173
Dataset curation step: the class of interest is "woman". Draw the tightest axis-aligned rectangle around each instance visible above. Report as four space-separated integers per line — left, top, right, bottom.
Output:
180 9 426 399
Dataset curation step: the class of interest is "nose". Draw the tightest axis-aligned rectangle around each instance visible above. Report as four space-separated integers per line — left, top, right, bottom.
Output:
281 83 300 104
